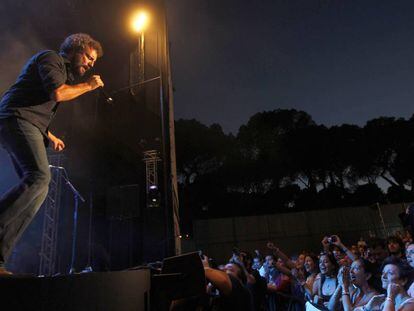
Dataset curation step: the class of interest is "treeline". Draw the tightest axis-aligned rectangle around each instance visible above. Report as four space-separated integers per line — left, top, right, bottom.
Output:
175 109 414 220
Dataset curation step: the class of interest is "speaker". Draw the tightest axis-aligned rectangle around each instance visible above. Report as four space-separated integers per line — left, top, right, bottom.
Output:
106 184 140 219
152 252 205 300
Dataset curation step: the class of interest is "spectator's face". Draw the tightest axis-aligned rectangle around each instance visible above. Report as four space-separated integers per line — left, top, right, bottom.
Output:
319 255 334 275
265 255 274 267
358 246 366 255
381 264 404 289
304 256 316 273
405 244 414 268
388 240 401 254
351 245 359 255
332 247 344 262
350 259 367 286
297 254 305 266
277 258 284 267
252 257 262 269
371 245 388 262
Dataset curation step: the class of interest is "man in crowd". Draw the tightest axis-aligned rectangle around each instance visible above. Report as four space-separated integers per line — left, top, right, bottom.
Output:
202 255 253 311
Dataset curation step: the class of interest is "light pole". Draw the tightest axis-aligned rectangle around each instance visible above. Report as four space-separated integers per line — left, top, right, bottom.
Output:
130 11 149 93
128 8 181 259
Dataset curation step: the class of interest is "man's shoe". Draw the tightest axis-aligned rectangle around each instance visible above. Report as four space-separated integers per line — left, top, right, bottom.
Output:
0 266 12 275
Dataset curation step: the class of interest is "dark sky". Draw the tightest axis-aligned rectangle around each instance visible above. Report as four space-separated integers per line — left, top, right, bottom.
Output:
166 0 414 133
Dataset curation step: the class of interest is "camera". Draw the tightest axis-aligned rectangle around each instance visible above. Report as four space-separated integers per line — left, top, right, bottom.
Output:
328 236 337 244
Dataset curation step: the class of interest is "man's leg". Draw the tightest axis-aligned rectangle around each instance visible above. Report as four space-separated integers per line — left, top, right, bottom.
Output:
0 186 49 264
0 118 51 265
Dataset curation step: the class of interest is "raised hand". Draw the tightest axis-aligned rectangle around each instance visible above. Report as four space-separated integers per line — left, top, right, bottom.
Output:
365 294 386 310
340 266 350 288
267 241 277 250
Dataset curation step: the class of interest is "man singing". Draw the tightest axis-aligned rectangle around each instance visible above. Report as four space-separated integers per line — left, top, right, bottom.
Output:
0 33 104 274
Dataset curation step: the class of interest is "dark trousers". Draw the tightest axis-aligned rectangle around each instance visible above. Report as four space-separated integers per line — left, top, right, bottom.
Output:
0 117 50 264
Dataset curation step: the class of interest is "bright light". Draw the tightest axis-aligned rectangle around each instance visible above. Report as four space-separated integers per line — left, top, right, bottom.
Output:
131 11 149 33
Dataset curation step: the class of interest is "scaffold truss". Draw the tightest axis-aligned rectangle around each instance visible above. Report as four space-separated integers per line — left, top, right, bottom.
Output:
38 153 64 276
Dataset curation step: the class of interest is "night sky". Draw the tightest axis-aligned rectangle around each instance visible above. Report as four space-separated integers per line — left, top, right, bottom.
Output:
166 0 414 133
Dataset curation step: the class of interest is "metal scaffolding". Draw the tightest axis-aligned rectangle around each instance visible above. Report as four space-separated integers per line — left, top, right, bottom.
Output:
38 153 64 276
143 150 161 208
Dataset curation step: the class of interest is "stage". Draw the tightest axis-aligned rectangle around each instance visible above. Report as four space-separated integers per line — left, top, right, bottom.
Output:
0 269 151 311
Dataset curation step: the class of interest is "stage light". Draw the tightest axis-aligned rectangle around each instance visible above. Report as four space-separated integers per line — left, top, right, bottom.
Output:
131 11 149 33
148 184 161 208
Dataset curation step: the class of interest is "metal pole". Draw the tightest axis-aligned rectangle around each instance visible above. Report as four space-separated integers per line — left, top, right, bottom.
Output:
69 194 79 274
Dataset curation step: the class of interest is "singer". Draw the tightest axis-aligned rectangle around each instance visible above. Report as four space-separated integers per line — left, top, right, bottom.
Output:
0 33 104 275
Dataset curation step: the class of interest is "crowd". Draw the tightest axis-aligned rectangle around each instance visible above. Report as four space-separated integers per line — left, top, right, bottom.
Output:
171 207 414 311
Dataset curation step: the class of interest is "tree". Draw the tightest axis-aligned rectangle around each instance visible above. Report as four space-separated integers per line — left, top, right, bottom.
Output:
233 109 315 193
175 119 234 186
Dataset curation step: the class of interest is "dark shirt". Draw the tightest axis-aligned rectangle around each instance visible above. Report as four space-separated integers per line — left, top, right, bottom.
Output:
247 270 267 311
0 50 74 136
213 275 253 311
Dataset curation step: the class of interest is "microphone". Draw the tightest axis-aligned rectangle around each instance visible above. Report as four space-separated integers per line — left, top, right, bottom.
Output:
49 164 65 170
99 87 114 104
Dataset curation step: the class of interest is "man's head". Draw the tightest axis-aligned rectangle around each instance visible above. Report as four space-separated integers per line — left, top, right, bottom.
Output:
387 235 405 257
60 33 103 77
265 254 275 267
369 238 388 263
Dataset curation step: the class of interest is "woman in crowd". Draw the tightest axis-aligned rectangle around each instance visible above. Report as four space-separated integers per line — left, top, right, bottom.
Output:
363 257 414 311
293 254 320 302
405 243 414 297
312 252 339 309
327 258 379 310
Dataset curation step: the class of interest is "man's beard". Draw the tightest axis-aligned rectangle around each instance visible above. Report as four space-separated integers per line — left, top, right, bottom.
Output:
71 56 89 77
73 65 89 77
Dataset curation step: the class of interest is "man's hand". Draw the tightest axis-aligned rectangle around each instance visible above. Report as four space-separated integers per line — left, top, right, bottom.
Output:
267 241 277 250
48 131 65 152
321 236 330 247
330 234 342 246
201 255 210 268
86 75 104 90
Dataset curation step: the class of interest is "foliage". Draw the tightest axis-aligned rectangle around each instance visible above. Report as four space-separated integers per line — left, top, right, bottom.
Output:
174 110 414 219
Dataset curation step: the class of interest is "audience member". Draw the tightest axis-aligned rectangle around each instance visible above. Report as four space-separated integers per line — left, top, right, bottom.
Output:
387 236 405 259
363 257 414 310
312 253 339 309
202 255 253 311
328 258 379 311
405 243 414 298
369 238 389 264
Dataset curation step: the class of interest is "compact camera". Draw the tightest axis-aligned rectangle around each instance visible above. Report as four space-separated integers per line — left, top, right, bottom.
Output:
327 236 337 244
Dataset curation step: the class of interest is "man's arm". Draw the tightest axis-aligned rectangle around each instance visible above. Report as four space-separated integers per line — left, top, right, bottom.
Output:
267 242 296 270
51 75 103 102
331 235 357 262
204 267 232 296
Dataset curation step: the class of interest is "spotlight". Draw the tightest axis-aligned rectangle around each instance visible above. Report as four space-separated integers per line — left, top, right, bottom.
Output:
148 184 160 208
